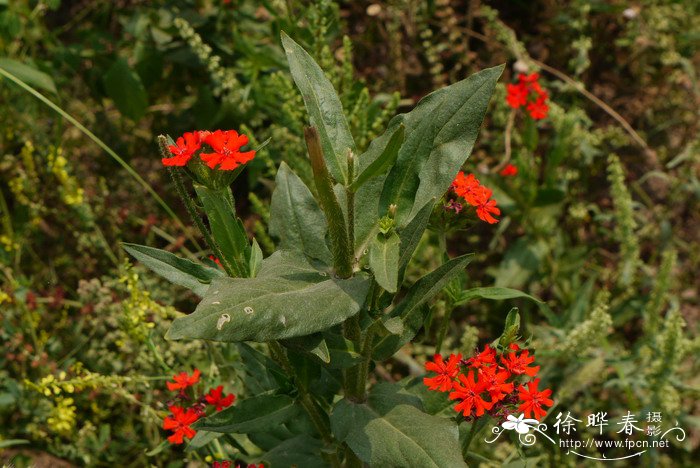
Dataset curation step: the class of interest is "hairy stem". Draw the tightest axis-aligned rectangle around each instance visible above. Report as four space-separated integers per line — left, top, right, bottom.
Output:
305 127 353 278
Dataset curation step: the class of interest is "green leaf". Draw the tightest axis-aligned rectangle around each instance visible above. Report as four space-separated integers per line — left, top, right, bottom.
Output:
281 32 356 184
497 307 520 348
330 383 465 467
102 58 148 121
379 65 504 226
369 232 401 293
0 58 57 94
324 332 363 369
0 439 29 449
260 435 326 468
166 251 370 342
269 163 332 264
249 238 263 278
373 254 474 360
350 124 404 191
122 243 223 297
185 430 221 452
282 333 331 364
195 184 251 277
194 393 300 433
454 287 542 306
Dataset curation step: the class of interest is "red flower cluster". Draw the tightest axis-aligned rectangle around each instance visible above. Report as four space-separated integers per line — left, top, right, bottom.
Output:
450 171 500 224
499 163 518 177
162 369 236 445
423 344 553 420
162 129 256 171
212 462 263 468
506 73 549 120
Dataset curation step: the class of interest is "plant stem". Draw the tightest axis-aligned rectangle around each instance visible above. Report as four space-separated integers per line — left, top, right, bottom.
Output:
347 150 355 263
165 163 236 277
305 127 353 278
268 341 341 468
462 417 488 459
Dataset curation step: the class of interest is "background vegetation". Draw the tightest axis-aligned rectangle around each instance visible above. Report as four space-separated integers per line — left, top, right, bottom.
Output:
1 0 698 466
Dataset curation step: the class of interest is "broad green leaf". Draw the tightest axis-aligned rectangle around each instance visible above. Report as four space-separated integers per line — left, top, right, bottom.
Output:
379 65 504 226
0 58 56 94
353 176 384 255
194 393 300 433
261 435 326 468
397 200 434 280
122 243 223 297
102 58 148 121
281 32 355 184
368 232 401 293
454 286 542 306
166 251 370 342
330 383 465 467
269 163 332 264
195 184 251 277
350 124 405 191
373 254 474 360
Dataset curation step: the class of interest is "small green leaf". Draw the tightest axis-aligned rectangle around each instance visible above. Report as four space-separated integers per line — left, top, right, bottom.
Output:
330 383 465 467
102 58 148 121
122 243 223 297
0 439 29 449
249 238 263 278
281 32 355 184
350 124 405 191
269 163 332 264
282 333 331 364
0 58 57 94
454 287 542 306
195 184 250 277
194 394 300 433
185 431 221 451
368 232 401 293
166 251 370 342
497 307 520 348
373 254 474 360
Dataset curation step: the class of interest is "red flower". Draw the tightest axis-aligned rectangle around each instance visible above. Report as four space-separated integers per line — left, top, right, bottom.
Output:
499 164 518 177
526 95 549 120
201 130 256 171
163 132 201 167
424 354 462 392
163 405 199 444
167 369 201 392
518 73 540 84
505 73 549 119
209 255 223 268
449 371 493 417
465 344 497 369
506 83 528 109
212 461 231 468
473 187 500 224
451 172 481 201
517 378 553 420
205 385 236 411
501 347 540 377
478 366 514 403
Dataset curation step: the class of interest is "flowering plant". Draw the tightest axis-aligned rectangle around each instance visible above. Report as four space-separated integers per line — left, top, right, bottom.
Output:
122 32 531 466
